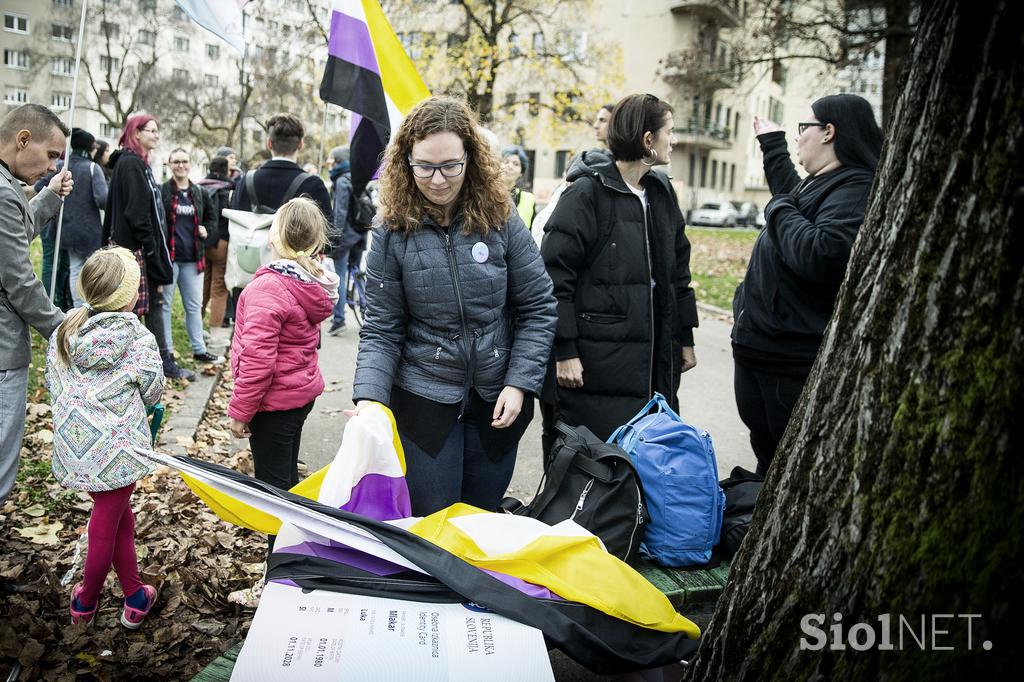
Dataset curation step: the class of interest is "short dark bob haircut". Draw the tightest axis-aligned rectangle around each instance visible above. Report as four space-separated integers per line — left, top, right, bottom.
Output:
811 94 884 171
606 94 673 162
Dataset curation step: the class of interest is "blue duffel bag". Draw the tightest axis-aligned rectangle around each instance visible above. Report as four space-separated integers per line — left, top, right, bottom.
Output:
608 393 725 567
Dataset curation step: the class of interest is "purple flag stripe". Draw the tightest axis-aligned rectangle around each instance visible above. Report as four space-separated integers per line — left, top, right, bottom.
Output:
276 540 408 576
340 472 412 521
481 569 564 601
327 11 380 76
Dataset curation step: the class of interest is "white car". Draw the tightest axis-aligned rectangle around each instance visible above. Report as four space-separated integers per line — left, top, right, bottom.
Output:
689 201 739 228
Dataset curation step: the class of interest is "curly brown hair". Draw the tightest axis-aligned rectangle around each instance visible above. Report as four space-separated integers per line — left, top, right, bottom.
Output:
378 96 510 236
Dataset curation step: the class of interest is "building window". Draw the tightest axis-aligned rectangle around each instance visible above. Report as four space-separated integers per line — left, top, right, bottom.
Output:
699 155 707 188
528 92 540 117
138 29 155 46
207 44 220 59
4 13 29 33
688 153 696 187
101 21 120 39
174 37 189 52
52 57 75 77
768 97 783 124
711 159 717 188
555 150 571 178
99 89 113 105
52 0 74 8
173 6 187 21
51 92 72 109
52 23 73 41
3 50 30 70
204 74 219 87
531 32 544 53
730 163 736 191
139 0 156 11
100 122 119 139
99 56 120 72
172 68 188 81
4 88 29 104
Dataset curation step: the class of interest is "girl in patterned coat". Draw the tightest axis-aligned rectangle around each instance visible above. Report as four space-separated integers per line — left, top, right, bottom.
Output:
46 247 165 628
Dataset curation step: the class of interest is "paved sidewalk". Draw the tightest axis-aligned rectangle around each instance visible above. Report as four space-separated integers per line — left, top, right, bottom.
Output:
302 311 755 489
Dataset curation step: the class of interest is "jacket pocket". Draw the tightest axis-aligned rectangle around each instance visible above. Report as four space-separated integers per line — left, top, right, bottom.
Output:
578 312 627 324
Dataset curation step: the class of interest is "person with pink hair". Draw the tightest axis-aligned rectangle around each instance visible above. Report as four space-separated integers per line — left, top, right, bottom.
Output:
101 114 193 380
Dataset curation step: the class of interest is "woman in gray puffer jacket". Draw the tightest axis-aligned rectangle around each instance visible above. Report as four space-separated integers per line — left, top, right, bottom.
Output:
352 96 556 516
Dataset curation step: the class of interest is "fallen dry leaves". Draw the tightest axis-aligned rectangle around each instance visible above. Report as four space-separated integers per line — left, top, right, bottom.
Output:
1 369 264 680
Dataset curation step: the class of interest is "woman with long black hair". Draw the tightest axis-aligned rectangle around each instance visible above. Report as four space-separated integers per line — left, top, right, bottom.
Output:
732 94 883 473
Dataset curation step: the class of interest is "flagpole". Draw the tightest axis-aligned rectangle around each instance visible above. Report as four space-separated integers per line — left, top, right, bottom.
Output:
317 102 328 175
238 8 247 167
49 0 89 304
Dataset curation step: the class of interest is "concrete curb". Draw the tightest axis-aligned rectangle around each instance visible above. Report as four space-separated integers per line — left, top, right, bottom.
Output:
697 301 733 320
157 368 223 456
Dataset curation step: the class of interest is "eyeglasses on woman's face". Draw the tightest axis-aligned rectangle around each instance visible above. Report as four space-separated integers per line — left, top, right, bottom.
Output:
798 122 827 136
407 153 468 179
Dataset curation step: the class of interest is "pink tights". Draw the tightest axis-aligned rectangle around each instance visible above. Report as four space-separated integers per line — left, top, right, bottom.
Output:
78 484 143 606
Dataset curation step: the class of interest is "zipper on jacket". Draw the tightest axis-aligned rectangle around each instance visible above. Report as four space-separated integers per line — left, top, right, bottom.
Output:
434 347 441 360
440 226 473 419
570 479 595 520
642 202 655 398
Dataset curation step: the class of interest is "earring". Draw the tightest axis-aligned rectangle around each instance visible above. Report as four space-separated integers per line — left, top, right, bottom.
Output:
641 147 658 167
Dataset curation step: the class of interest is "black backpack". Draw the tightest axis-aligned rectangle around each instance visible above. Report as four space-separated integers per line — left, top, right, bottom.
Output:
502 422 649 563
715 466 764 560
348 187 376 232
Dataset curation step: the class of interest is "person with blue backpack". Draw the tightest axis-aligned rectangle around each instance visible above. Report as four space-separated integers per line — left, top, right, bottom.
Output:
541 93 698 444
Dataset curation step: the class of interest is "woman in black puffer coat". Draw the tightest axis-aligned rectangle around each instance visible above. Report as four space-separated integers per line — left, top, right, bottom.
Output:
541 94 699 446
732 94 883 474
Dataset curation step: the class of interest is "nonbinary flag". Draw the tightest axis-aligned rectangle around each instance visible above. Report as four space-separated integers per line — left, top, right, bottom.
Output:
174 0 250 54
319 0 430 193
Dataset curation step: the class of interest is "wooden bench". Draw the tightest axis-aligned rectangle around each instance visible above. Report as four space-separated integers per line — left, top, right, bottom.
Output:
190 562 727 680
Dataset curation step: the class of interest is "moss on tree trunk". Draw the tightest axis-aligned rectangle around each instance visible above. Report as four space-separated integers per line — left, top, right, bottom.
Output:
686 1 1023 679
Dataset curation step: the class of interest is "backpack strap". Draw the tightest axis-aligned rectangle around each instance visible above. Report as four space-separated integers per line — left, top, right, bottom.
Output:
582 173 617 270
282 172 313 204
244 170 260 210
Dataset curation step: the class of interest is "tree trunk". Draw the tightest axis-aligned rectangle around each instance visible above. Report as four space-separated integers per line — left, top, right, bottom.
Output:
881 0 912 127
686 1 1022 679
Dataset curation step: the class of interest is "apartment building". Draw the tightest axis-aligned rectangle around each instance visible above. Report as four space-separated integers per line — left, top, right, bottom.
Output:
2 0 339 179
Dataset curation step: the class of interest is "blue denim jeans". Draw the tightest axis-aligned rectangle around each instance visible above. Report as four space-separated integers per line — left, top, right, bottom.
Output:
400 420 518 517
162 261 207 355
0 366 29 502
68 249 89 309
331 249 350 323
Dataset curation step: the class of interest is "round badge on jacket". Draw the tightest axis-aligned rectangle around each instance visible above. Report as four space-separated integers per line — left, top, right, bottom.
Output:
472 242 489 263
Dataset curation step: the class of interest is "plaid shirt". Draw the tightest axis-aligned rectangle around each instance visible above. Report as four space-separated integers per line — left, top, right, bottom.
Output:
168 186 206 274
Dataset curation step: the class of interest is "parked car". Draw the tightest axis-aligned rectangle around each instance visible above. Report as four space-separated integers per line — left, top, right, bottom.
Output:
731 201 759 227
689 201 739 227
755 209 766 229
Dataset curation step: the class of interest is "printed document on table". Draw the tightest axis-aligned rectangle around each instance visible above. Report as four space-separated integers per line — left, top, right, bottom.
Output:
230 582 554 681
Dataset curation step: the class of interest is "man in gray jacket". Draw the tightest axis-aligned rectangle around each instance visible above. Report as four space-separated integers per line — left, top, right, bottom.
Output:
0 104 74 502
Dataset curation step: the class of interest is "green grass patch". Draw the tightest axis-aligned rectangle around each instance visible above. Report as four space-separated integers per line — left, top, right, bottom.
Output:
687 227 759 310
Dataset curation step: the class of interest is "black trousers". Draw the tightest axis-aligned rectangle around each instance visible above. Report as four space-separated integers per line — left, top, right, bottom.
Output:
733 360 809 475
249 400 315 552
143 279 168 356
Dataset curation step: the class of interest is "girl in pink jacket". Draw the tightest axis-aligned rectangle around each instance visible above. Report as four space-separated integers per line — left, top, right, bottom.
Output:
227 198 338 512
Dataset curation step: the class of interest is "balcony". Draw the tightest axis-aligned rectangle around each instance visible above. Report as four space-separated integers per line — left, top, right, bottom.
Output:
662 48 737 90
669 0 741 28
675 120 733 151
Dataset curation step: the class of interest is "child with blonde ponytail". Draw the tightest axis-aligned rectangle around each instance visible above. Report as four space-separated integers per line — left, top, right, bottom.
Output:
226 197 338 601
46 247 165 628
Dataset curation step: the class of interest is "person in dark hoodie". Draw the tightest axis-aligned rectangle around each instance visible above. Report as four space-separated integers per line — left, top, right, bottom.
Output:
102 114 193 381
197 156 234 330
732 94 883 474
541 93 698 448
